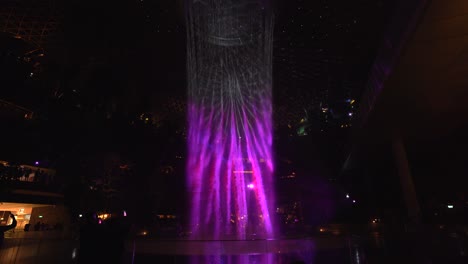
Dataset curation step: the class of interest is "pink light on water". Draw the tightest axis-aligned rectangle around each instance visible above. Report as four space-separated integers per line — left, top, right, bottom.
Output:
187 101 275 239
186 0 275 240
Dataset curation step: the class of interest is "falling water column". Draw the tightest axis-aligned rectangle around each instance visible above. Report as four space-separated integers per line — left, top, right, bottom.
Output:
186 0 275 240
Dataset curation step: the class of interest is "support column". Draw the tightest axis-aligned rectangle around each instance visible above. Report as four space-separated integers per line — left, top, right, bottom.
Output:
392 138 421 223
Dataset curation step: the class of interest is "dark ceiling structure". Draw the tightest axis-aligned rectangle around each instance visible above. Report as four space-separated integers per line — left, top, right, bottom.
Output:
347 0 468 206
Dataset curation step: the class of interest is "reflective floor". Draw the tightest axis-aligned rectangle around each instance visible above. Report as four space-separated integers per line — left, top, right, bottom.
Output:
1 227 467 264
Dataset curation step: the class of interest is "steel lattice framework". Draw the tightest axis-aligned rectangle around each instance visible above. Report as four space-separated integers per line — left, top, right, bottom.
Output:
0 0 60 48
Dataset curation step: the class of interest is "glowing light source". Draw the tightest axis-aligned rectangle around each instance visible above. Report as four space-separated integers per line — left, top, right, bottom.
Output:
72 248 77 259
35 161 39 165
233 170 253 174
447 205 454 209
79 214 83 218
346 194 350 199
98 213 110 220
247 183 255 189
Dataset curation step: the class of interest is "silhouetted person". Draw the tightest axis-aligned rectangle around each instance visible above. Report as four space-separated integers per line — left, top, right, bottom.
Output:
79 213 130 263
0 214 17 247
79 213 103 263
34 221 41 231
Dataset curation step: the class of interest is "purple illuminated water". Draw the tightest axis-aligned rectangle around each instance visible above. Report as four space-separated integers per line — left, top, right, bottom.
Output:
186 0 275 240
187 99 275 239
